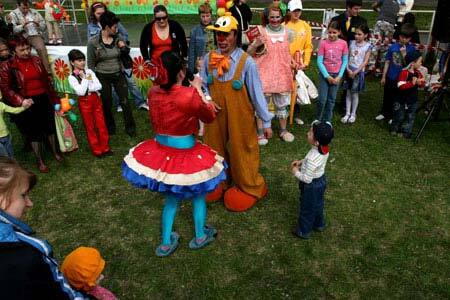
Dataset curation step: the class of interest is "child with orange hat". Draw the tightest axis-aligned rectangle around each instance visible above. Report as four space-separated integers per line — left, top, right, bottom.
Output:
61 247 117 300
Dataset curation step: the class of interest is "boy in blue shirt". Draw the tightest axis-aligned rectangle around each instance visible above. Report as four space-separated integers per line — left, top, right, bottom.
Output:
375 23 416 121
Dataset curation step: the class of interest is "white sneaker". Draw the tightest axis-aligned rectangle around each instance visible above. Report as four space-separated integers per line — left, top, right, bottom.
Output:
375 114 385 121
139 103 149 110
294 118 304 125
348 115 356 123
117 106 123 112
257 135 268 146
341 115 350 123
388 119 392 125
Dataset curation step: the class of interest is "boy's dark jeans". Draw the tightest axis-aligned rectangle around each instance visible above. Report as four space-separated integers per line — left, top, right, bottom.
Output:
390 100 418 137
295 175 327 238
380 78 398 119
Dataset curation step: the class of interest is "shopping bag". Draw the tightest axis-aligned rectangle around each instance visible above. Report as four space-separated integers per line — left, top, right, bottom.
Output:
55 113 78 153
295 71 310 105
300 71 318 99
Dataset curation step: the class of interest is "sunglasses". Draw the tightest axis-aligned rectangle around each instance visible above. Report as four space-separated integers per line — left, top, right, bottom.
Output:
155 16 168 21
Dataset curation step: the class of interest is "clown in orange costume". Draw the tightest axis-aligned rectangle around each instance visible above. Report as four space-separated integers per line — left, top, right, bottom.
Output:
200 13 273 212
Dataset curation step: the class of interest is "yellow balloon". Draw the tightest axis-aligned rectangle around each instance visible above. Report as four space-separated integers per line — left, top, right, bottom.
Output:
217 7 225 16
226 1 233 10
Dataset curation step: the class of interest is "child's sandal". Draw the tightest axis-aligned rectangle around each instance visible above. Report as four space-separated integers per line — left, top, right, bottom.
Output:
155 232 180 257
188 225 217 250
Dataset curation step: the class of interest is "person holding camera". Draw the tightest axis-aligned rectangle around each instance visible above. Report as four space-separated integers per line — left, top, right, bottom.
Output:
9 0 50 72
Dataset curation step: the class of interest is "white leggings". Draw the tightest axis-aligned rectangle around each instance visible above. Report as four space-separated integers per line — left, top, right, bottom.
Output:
345 91 359 116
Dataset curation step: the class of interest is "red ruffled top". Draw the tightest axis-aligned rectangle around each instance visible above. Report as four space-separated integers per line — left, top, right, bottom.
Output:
148 85 215 136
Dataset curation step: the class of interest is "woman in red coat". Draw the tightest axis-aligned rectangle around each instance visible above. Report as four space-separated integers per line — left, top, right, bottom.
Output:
0 35 62 173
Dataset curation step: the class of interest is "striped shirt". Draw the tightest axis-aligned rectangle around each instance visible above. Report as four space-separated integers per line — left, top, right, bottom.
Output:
294 146 329 184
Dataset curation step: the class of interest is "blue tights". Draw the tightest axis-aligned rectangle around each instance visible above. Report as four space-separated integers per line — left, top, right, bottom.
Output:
161 195 207 246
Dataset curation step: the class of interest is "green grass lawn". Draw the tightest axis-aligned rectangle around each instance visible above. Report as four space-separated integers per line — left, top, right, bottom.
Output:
13 60 450 298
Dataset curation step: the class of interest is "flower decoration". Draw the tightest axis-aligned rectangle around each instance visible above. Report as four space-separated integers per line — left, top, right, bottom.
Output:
132 56 153 80
54 58 70 81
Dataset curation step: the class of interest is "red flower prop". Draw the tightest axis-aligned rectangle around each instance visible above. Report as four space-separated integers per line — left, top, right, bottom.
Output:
132 56 152 80
54 58 70 81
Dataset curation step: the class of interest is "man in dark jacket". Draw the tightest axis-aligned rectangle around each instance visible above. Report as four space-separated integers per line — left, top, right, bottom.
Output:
331 0 368 43
0 2 12 39
332 0 368 113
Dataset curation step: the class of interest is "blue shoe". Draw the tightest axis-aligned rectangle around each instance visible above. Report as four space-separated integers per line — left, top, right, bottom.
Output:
313 226 325 232
189 225 218 250
292 228 310 239
155 232 180 257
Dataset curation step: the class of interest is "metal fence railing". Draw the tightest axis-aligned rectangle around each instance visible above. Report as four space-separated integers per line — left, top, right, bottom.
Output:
4 7 436 44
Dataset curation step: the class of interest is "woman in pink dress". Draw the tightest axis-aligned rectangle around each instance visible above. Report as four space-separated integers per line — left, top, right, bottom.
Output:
248 4 295 145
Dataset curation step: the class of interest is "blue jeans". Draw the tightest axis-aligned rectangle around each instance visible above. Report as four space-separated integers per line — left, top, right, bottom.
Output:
390 101 418 137
112 69 145 108
0 135 14 158
317 74 340 123
295 175 327 238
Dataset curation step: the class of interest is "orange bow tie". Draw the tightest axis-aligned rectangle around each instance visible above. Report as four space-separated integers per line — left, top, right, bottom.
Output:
208 52 230 77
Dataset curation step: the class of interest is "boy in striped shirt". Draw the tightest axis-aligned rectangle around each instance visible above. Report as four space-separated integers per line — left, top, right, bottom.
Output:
291 121 334 239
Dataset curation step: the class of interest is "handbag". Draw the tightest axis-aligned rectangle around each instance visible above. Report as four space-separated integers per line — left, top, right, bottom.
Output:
55 113 78 153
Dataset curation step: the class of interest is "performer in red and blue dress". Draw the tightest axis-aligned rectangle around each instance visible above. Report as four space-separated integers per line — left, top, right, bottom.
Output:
122 51 226 257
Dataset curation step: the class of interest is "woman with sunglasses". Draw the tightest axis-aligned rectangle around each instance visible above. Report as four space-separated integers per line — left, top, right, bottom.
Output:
139 5 187 64
247 4 296 144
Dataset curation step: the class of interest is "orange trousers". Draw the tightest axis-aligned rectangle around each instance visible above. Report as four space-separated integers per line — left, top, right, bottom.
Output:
204 53 266 198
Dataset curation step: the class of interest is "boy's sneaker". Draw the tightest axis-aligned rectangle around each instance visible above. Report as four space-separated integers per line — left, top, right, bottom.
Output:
139 103 149 110
375 114 385 121
294 117 304 125
257 135 268 146
291 228 310 239
313 226 325 232
398 132 411 139
117 106 123 112
56 39 62 45
348 115 356 123
341 114 350 123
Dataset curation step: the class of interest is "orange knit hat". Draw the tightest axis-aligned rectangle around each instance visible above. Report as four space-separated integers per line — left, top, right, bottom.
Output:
61 246 105 292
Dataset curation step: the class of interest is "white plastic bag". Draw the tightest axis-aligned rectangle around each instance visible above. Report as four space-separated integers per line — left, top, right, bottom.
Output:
295 71 310 105
300 71 318 99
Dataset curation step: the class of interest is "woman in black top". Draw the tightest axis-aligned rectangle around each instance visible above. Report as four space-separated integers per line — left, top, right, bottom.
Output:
139 5 187 63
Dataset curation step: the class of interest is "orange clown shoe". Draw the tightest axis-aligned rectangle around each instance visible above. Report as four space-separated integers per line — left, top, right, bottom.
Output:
206 185 224 202
224 185 269 211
